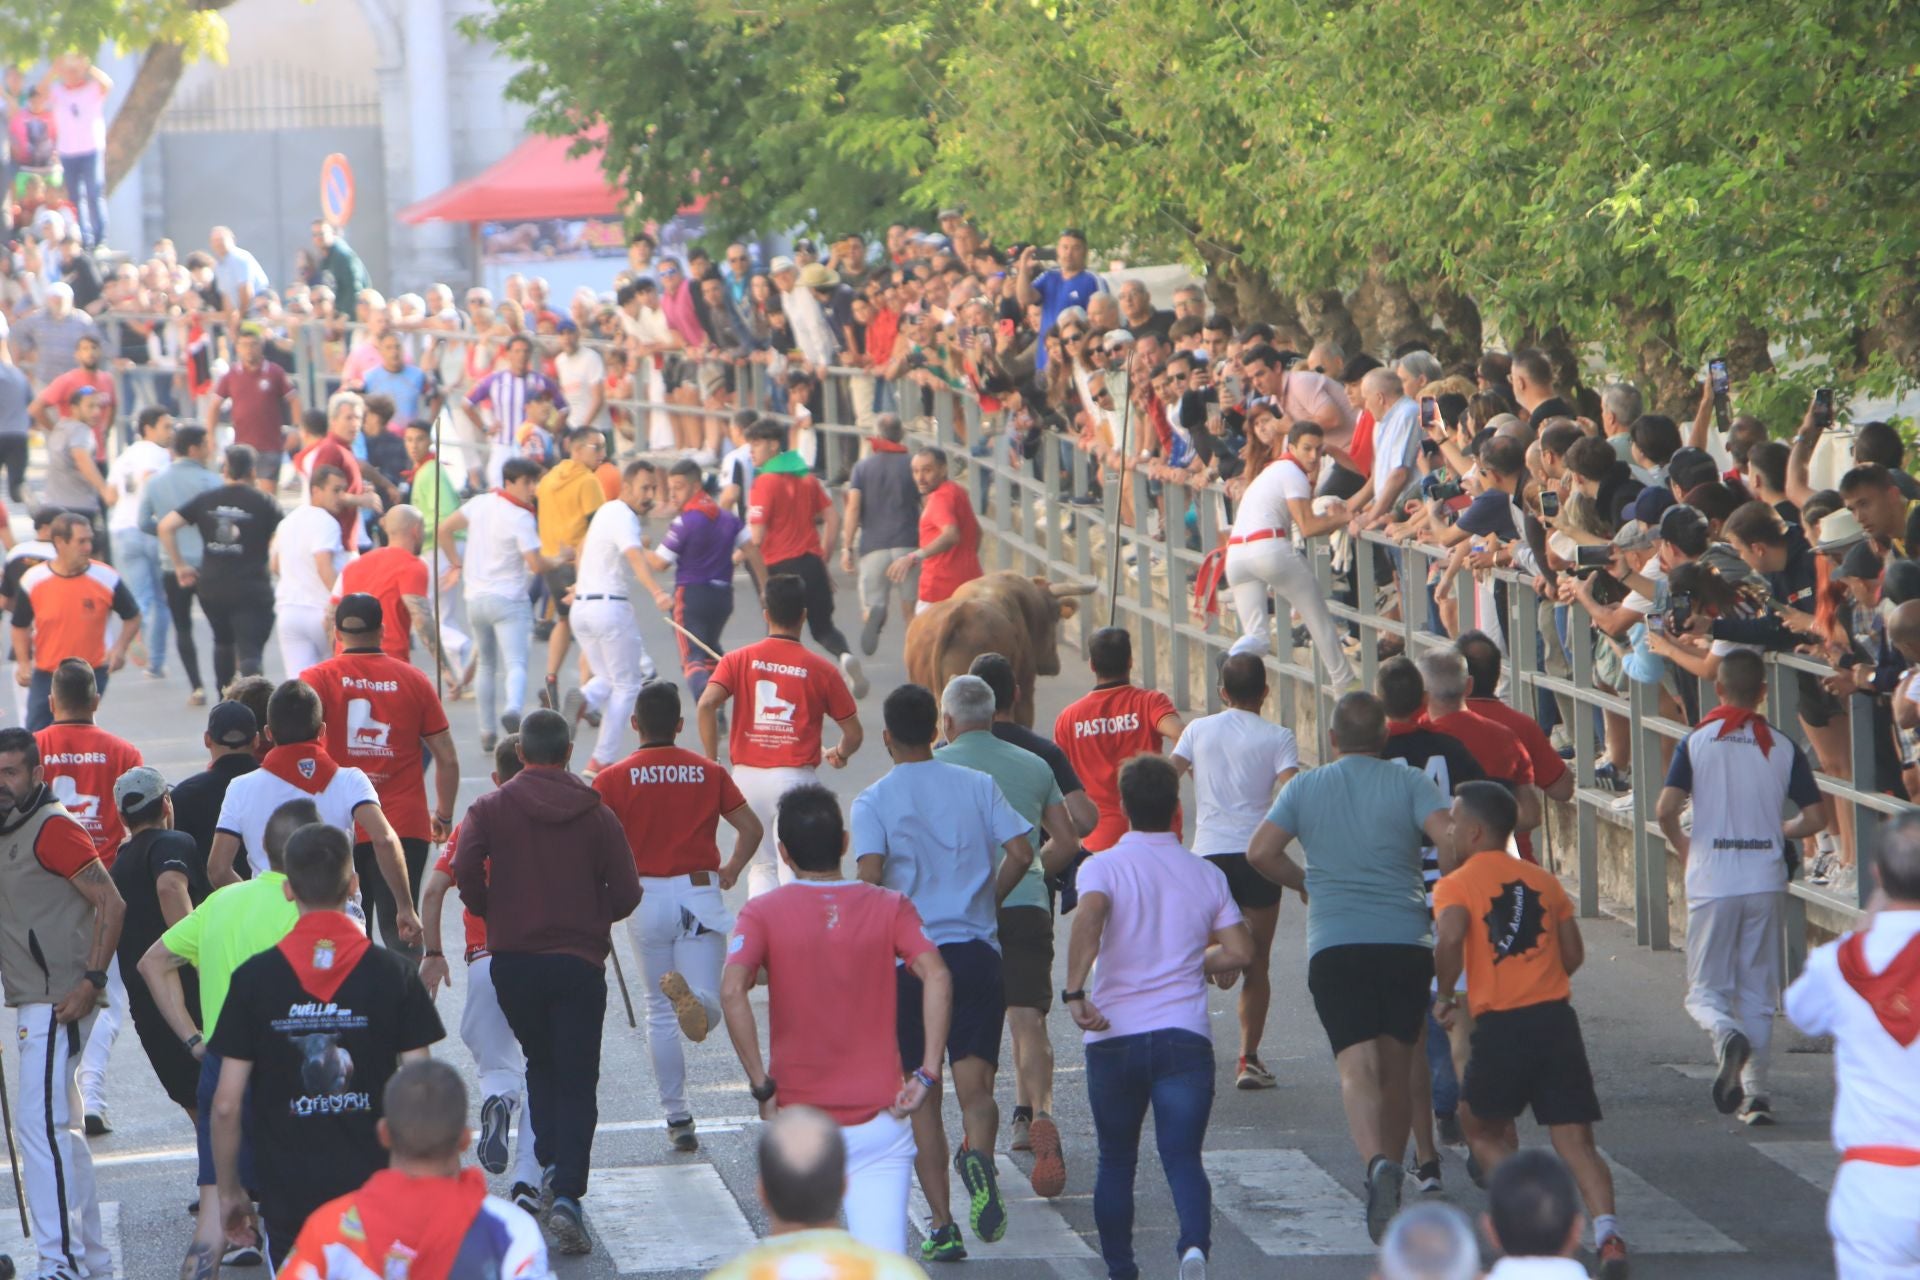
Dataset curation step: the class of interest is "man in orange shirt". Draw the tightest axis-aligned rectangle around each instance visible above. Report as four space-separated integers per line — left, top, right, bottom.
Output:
594 680 761 1150
12 513 141 732
332 504 432 664
745 421 867 697
1053 628 1182 859
1432 781 1628 1278
888 446 982 612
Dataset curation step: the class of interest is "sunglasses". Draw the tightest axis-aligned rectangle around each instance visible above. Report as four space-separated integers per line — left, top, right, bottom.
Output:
1059 330 1085 341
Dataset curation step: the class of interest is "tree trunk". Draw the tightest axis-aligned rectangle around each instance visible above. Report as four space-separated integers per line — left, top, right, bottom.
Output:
1197 242 1308 346
105 41 189 194
1295 287 1362 360
1345 256 1433 358
1858 270 1920 380
1611 297 1693 416
1412 281 1483 369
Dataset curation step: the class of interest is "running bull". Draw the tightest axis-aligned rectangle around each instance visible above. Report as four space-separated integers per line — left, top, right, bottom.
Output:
904 573 1095 726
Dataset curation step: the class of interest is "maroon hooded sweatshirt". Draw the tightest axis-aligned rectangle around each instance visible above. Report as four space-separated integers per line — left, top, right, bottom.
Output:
452 764 641 967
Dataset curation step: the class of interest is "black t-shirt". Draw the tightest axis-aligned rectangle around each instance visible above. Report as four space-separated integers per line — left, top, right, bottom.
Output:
1383 727 1486 905
993 720 1085 796
1528 396 1576 432
210 940 443 1232
177 483 281 590
171 754 259 868
111 828 209 983
1456 489 1519 541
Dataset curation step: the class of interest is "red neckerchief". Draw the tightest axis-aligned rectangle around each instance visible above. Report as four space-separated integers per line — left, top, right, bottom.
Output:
1699 705 1773 756
493 486 535 514
261 741 340 794
870 437 909 454
402 452 435 483
273 910 371 1003
1837 930 1920 1047
682 493 722 523
1280 451 1310 477
331 1168 490 1277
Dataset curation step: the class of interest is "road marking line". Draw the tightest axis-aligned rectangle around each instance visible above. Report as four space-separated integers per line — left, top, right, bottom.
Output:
1205 1148 1376 1256
590 1165 757 1273
909 1153 1096 1260
1597 1146 1744 1253
1754 1140 1836 1194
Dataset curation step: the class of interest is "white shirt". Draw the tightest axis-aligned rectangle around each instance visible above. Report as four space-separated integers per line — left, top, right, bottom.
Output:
1231 457 1311 539
1485 1261 1589 1279
618 305 673 361
459 491 540 602
274 504 347 609
554 347 607 428
781 286 839 369
105 439 170 533
1785 910 1920 1153
576 499 643 597
1172 709 1300 855
214 761 380 876
1668 717 1821 900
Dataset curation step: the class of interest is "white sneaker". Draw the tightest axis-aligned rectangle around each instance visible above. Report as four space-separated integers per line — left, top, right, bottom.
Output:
1179 1247 1206 1280
840 652 869 699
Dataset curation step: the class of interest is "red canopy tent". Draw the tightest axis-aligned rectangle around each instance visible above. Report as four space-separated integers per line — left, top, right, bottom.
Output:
399 130 627 224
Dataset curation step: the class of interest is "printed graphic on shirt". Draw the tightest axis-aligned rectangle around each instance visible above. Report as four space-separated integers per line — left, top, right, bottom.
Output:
278 1010 366 1115
47 773 99 825
1484 879 1548 963
754 678 797 731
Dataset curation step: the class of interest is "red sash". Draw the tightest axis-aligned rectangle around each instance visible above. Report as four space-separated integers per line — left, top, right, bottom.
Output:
261 742 339 794
493 486 535 514
870 437 909 454
1838 930 1920 1047
273 910 371 1003
338 1168 489 1279
1698 705 1774 756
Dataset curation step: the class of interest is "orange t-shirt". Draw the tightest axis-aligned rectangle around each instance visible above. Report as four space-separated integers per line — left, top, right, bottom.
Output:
592 745 748 877
1432 850 1574 1018
917 480 983 603
300 650 450 841
708 635 857 770
13 561 140 671
333 546 428 661
747 471 830 565
36 722 143 866
1053 683 1178 853
595 461 622 502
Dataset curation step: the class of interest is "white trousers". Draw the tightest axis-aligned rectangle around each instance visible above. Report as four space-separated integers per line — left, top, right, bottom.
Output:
76 955 125 1114
460 956 542 1187
1831 1161 1920 1279
574 597 657 767
840 1111 918 1256
18 1003 110 1278
1684 890 1783 1096
1224 538 1353 684
733 765 817 898
626 875 730 1120
276 602 331 677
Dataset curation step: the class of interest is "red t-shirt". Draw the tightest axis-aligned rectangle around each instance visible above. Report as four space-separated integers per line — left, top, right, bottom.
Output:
1054 683 1179 853
213 360 294 453
917 480 983 603
35 722 143 866
1347 407 1377 478
1465 697 1566 863
727 881 935 1125
294 437 366 546
592 746 747 877
334 546 428 661
1427 706 1539 862
40 369 115 455
432 831 485 958
300 650 450 841
747 471 830 565
709 636 857 770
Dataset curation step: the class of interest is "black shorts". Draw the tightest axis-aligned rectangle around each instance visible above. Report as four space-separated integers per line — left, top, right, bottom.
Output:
1206 852 1283 911
544 565 577 620
899 939 1004 1070
1307 943 1433 1055
997 906 1054 1011
1462 1000 1602 1127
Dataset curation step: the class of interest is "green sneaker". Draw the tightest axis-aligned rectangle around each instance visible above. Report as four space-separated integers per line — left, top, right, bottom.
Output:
954 1145 1007 1243
920 1222 967 1262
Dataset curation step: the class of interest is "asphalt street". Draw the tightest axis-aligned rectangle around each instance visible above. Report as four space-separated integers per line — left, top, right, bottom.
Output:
2 555 1844 1279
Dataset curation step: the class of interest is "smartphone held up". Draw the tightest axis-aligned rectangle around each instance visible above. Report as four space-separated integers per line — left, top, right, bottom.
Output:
1708 357 1732 434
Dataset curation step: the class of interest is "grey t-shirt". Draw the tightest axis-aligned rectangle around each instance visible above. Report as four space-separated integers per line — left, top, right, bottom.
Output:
14 311 98 385
1266 754 1448 956
0 364 29 437
43 417 101 511
849 451 920 554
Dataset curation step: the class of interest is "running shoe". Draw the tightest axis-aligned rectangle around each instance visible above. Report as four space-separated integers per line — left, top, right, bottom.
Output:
861 608 885 657
1597 1234 1630 1279
1364 1156 1403 1244
562 685 601 729
660 972 711 1041
1738 1095 1774 1126
1592 762 1631 794
511 1182 541 1215
1179 1246 1207 1280
1008 1111 1032 1152
920 1223 966 1263
840 652 870 699
221 1235 264 1268
953 1144 1007 1243
547 1195 591 1255
1027 1114 1066 1198
1414 1159 1443 1195
187 688 206 707
668 1116 698 1153
501 711 521 734
1436 1111 1465 1147
480 731 499 753
83 1110 110 1136
477 1094 513 1174
1236 1056 1277 1090
1713 1030 1750 1115
143 666 166 681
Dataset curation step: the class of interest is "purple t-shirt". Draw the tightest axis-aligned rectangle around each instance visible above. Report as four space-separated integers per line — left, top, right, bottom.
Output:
658 500 747 588
1074 830 1243 1043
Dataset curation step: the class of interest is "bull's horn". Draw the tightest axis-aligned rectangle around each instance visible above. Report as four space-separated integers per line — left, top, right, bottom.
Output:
1047 580 1098 597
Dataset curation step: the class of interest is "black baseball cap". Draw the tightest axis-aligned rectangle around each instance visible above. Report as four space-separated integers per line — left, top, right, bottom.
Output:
29 506 65 529
334 592 384 636
206 700 258 748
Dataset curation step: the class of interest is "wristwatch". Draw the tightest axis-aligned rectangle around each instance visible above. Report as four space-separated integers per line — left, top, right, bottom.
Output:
424 950 445 959
1434 991 1459 1009
182 1033 202 1052
83 970 108 990
749 1075 778 1103
1061 988 1087 1004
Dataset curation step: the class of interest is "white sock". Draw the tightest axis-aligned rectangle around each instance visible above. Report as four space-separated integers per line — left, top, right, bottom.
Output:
1594 1214 1619 1246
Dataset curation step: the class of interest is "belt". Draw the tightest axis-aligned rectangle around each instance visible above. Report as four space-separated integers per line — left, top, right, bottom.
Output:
1228 528 1287 546
577 593 628 602
641 871 714 886
1842 1146 1920 1167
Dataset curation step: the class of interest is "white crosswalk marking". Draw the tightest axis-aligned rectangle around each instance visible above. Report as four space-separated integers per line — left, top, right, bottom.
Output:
1205 1149 1376 1256
1596 1147 1743 1253
1754 1141 1837 1194
908 1154 1096 1260
591 1166 759 1273
0 1200 124 1278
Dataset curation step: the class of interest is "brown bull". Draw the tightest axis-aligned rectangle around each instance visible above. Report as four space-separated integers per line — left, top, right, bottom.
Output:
903 572 1095 726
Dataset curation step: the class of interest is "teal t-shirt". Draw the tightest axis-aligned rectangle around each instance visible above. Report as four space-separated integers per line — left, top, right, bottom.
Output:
1265 755 1447 956
935 730 1064 912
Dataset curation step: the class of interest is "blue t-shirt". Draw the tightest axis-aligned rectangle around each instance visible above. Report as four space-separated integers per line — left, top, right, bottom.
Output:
360 364 432 423
1033 269 1103 368
1265 755 1448 956
850 759 1032 948
1456 489 1518 542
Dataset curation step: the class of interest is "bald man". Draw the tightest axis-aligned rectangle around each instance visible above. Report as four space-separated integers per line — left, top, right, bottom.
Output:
332 504 441 667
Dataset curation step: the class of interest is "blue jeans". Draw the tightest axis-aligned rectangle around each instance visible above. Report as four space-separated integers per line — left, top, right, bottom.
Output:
115 529 168 674
672 582 731 700
1085 1028 1215 1279
26 666 107 732
61 150 106 247
1426 1009 1459 1118
468 591 533 735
